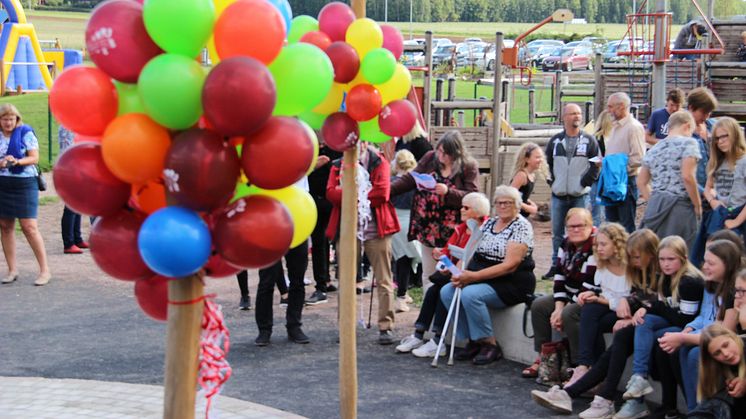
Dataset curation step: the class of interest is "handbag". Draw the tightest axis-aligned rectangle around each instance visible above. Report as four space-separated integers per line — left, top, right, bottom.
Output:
535 339 572 386
428 270 452 286
36 165 46 191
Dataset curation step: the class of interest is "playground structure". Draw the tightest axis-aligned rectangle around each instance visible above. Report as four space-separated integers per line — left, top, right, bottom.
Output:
0 0 81 93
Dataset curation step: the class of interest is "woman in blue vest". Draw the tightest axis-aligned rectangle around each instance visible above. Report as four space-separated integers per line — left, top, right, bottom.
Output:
0 104 50 286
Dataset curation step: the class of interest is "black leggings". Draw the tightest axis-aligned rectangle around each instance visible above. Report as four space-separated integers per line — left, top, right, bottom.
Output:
654 342 684 411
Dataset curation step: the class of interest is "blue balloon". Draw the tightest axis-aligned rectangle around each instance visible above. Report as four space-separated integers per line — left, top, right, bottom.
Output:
268 0 292 35
138 206 212 277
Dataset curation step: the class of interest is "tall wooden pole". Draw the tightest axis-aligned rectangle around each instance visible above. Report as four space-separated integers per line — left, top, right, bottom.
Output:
163 274 204 419
341 3 364 419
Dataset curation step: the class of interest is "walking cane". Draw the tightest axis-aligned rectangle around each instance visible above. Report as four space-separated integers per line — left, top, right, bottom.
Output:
431 286 461 368
366 276 375 329
447 287 462 366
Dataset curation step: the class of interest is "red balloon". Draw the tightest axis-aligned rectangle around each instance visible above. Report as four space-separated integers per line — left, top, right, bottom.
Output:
318 2 356 42
73 133 102 144
346 84 382 121
300 30 332 51
204 251 241 278
242 117 316 190
213 196 293 268
53 143 131 216
90 210 154 281
164 129 241 211
134 275 170 321
322 112 359 152
202 57 276 136
325 41 359 83
379 99 417 137
85 0 162 83
381 25 404 60
49 66 118 136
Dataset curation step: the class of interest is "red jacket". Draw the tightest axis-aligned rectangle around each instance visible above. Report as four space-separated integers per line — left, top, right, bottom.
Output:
325 147 400 240
440 216 489 262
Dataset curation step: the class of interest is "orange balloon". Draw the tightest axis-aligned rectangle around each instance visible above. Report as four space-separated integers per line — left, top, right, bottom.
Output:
101 113 171 184
214 0 285 64
131 180 167 214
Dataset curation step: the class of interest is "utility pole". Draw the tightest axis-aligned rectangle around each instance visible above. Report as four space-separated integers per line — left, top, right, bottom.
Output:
651 0 668 109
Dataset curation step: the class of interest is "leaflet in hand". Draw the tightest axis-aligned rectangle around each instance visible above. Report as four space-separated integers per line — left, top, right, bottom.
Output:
411 172 437 192
439 255 462 276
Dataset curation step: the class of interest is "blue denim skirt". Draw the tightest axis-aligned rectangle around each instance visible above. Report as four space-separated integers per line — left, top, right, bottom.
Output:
0 176 38 219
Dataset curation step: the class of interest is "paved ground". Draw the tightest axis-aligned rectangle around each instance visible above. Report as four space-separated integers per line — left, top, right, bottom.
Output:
0 174 572 419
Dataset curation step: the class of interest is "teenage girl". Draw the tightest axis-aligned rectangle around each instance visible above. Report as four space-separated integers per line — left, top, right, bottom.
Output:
697 323 746 416
510 142 547 218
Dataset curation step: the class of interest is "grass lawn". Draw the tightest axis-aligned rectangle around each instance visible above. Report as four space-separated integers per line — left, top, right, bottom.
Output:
0 93 58 171
26 11 88 51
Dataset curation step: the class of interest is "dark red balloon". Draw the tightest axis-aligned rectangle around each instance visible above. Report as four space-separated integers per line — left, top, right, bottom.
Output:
204 251 241 278
90 210 154 281
381 25 404 60
202 57 276 137
325 41 359 83
318 2 356 42
134 275 170 321
213 196 293 269
164 129 241 211
53 143 131 216
242 117 316 190
300 30 332 51
322 112 359 152
346 84 382 121
85 0 162 83
379 99 417 137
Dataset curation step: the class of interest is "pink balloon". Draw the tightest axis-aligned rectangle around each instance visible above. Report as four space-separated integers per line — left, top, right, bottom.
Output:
381 25 404 60
379 99 417 137
318 2 356 42
325 41 359 84
85 0 162 83
322 112 359 152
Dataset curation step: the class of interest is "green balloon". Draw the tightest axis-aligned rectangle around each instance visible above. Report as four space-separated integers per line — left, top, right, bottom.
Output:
287 15 318 43
361 48 397 85
143 0 215 58
298 111 327 130
114 81 146 116
138 54 205 130
359 116 391 144
269 43 333 117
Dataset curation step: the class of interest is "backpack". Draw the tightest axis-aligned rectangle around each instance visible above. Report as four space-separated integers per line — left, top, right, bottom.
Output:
687 392 734 419
596 153 629 206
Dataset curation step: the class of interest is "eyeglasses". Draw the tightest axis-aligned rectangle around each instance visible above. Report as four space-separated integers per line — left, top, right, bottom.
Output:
566 223 588 230
715 134 730 142
735 288 746 298
494 200 514 207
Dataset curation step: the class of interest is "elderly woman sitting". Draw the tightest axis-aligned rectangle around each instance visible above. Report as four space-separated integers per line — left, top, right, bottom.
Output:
440 185 536 365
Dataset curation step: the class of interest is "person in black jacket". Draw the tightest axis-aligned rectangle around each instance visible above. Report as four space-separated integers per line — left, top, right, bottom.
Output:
395 119 432 162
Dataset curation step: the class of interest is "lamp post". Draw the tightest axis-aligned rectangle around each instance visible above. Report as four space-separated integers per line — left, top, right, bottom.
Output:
409 0 413 39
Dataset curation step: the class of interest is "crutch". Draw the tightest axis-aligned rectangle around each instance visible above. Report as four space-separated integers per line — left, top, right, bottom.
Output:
447 287 462 366
431 286 461 368
366 276 375 329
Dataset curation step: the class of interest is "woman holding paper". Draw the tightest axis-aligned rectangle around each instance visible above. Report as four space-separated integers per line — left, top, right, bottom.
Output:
439 185 536 365
390 131 479 284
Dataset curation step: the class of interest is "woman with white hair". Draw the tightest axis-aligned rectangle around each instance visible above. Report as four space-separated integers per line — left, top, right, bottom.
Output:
439 185 536 365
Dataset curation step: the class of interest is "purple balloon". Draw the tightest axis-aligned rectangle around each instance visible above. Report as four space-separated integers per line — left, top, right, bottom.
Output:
318 2 355 42
322 112 359 152
202 57 276 137
381 25 404 60
85 0 162 83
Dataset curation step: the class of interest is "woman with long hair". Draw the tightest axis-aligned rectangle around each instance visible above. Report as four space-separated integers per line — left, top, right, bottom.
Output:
509 142 548 218
696 324 746 416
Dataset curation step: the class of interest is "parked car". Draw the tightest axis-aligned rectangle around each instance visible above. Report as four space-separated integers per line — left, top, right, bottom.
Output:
464 37 483 43
541 45 594 72
433 38 453 48
483 39 515 70
456 42 489 67
432 44 456 67
530 45 562 67
402 40 425 67
582 36 609 54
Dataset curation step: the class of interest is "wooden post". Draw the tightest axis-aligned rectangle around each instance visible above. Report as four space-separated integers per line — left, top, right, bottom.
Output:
434 78 443 125
528 89 536 124
446 77 455 126
163 274 204 419
594 53 603 120
423 31 433 131
490 32 504 204
553 70 562 123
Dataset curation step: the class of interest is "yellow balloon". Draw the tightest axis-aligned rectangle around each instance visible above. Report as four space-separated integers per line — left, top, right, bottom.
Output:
242 185 317 248
312 82 345 115
297 119 320 176
377 63 412 105
207 0 237 65
344 70 367 92
345 18 383 58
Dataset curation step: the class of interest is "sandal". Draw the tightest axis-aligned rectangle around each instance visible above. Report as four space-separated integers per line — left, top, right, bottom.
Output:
522 357 541 378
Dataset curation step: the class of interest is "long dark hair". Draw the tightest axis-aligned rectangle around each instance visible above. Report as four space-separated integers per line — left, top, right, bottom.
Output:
436 130 472 176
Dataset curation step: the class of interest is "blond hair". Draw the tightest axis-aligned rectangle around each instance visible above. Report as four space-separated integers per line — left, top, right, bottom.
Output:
698 324 746 401
402 119 428 143
706 116 746 179
594 110 614 139
626 229 660 292
594 223 629 271
511 142 548 180
657 236 702 303
0 104 23 129
392 149 417 176
565 207 593 226
667 109 695 132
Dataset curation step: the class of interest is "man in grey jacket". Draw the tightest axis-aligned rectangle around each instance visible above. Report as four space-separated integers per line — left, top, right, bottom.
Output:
543 103 600 279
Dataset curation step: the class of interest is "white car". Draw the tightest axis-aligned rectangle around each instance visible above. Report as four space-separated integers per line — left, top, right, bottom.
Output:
483 39 515 70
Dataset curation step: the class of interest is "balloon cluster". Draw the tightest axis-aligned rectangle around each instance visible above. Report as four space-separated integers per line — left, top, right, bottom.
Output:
50 0 337 321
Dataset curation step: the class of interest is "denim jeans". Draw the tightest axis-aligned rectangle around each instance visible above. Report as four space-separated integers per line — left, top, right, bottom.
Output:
605 176 638 233
61 205 83 248
589 181 604 227
679 345 700 410
440 282 507 341
551 194 589 260
632 313 680 375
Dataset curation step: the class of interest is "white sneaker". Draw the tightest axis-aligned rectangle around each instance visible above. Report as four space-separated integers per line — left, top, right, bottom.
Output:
622 374 654 400
395 334 423 353
403 294 413 304
613 399 649 419
303 277 313 285
530 385 572 414
412 339 445 358
579 395 614 419
395 297 410 313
